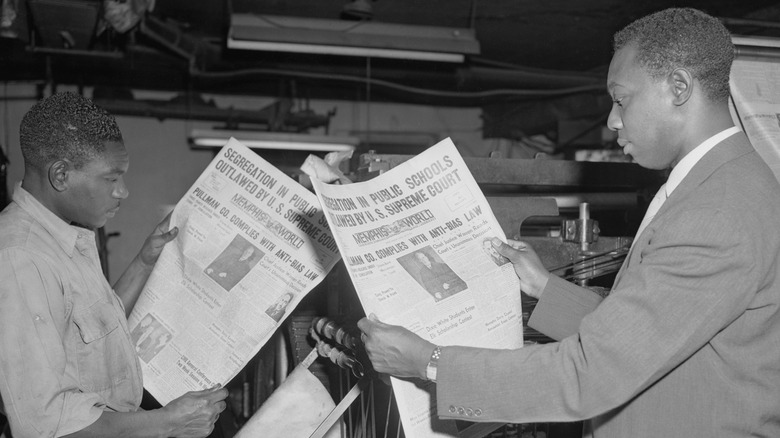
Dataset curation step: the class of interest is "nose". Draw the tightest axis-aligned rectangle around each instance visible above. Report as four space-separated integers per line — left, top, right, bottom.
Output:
114 177 130 199
607 104 622 132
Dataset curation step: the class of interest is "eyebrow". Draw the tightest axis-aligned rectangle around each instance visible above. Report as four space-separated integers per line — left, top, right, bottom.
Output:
606 80 627 97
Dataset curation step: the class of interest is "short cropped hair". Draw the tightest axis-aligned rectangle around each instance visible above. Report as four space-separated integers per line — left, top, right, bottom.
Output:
19 92 123 170
614 8 734 102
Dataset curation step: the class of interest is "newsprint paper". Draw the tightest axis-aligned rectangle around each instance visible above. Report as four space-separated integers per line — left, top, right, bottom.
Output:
730 56 780 183
311 138 524 438
128 138 341 405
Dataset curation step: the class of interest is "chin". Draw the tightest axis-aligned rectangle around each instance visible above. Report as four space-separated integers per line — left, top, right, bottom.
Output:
69 213 107 229
71 222 102 230
89 218 109 229
637 161 667 171
631 156 656 170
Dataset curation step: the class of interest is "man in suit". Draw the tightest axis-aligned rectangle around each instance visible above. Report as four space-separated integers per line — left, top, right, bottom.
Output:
413 251 467 301
265 292 294 322
358 8 780 437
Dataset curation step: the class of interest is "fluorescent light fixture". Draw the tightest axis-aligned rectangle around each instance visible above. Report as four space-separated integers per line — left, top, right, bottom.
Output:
190 129 359 152
228 39 466 62
228 14 479 63
732 35 780 49
732 35 780 59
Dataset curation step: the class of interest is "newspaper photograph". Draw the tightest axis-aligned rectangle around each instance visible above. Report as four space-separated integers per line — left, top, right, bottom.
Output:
128 138 341 405
311 138 524 438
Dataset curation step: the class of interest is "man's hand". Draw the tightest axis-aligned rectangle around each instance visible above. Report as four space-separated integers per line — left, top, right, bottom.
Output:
491 238 550 299
66 385 229 438
357 314 435 380
163 385 229 438
139 212 179 268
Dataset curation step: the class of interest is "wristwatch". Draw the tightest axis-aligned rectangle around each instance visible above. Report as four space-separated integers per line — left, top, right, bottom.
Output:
425 345 442 382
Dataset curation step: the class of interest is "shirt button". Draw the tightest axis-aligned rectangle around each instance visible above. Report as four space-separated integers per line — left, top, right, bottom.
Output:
466 408 474 416
449 406 457 413
475 409 483 416
457 407 465 415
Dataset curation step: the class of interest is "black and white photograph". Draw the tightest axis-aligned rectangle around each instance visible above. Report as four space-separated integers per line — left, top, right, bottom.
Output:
398 246 468 302
205 234 264 291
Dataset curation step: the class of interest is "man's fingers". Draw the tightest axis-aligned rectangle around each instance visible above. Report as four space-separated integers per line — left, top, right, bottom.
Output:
189 384 220 396
491 238 521 259
161 226 179 242
495 238 534 261
358 314 390 344
494 238 528 252
198 385 228 403
211 387 229 402
505 239 528 250
357 316 370 333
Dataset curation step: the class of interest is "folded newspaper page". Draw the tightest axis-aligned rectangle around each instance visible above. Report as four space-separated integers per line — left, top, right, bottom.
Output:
730 56 780 182
128 138 341 404
311 137 524 438
234 349 341 438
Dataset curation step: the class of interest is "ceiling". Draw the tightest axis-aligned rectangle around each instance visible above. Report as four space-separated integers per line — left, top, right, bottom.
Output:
2 0 780 138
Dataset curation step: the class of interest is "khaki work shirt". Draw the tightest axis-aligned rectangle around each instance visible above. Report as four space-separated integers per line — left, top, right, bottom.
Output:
0 185 143 437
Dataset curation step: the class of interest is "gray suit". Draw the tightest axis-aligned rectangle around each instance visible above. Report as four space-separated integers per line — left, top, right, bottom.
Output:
436 133 780 437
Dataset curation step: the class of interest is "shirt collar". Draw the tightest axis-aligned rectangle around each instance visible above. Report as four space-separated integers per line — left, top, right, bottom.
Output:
12 183 95 257
665 126 741 196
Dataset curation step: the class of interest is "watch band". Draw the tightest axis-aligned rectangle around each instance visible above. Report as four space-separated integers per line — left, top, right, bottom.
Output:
425 345 442 382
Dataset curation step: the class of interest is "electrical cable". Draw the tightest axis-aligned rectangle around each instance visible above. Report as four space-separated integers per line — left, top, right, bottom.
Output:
191 66 605 100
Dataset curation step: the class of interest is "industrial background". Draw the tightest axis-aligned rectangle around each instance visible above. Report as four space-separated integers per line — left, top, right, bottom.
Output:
1 1 779 437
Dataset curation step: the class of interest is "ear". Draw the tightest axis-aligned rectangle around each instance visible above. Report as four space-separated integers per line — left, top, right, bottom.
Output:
48 160 71 192
670 68 693 106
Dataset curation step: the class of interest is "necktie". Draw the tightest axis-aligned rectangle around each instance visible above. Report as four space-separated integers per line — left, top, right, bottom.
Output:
634 183 668 241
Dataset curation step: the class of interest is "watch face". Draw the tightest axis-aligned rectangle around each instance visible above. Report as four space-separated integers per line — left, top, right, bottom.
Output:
426 364 438 381
426 346 441 381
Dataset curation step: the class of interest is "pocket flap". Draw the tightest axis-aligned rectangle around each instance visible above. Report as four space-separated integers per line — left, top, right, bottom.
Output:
73 302 120 343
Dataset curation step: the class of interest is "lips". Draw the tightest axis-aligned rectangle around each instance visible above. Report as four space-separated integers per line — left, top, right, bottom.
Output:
616 138 629 148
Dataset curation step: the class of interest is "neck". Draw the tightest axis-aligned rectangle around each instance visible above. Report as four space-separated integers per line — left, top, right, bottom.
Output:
21 171 67 224
675 99 735 166
21 171 48 205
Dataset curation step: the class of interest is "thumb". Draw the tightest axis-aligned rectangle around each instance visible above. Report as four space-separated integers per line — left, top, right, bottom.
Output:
492 238 526 260
162 226 179 242
505 239 528 251
358 315 380 333
367 313 390 329
491 238 513 257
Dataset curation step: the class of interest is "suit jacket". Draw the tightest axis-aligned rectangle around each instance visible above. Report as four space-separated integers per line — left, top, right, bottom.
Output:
436 133 780 437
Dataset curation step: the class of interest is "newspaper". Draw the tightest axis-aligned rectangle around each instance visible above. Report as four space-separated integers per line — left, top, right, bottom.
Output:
311 138 524 437
128 138 341 405
730 56 780 182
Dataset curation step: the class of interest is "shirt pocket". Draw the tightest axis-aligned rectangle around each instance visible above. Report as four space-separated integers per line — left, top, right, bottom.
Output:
72 301 132 392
